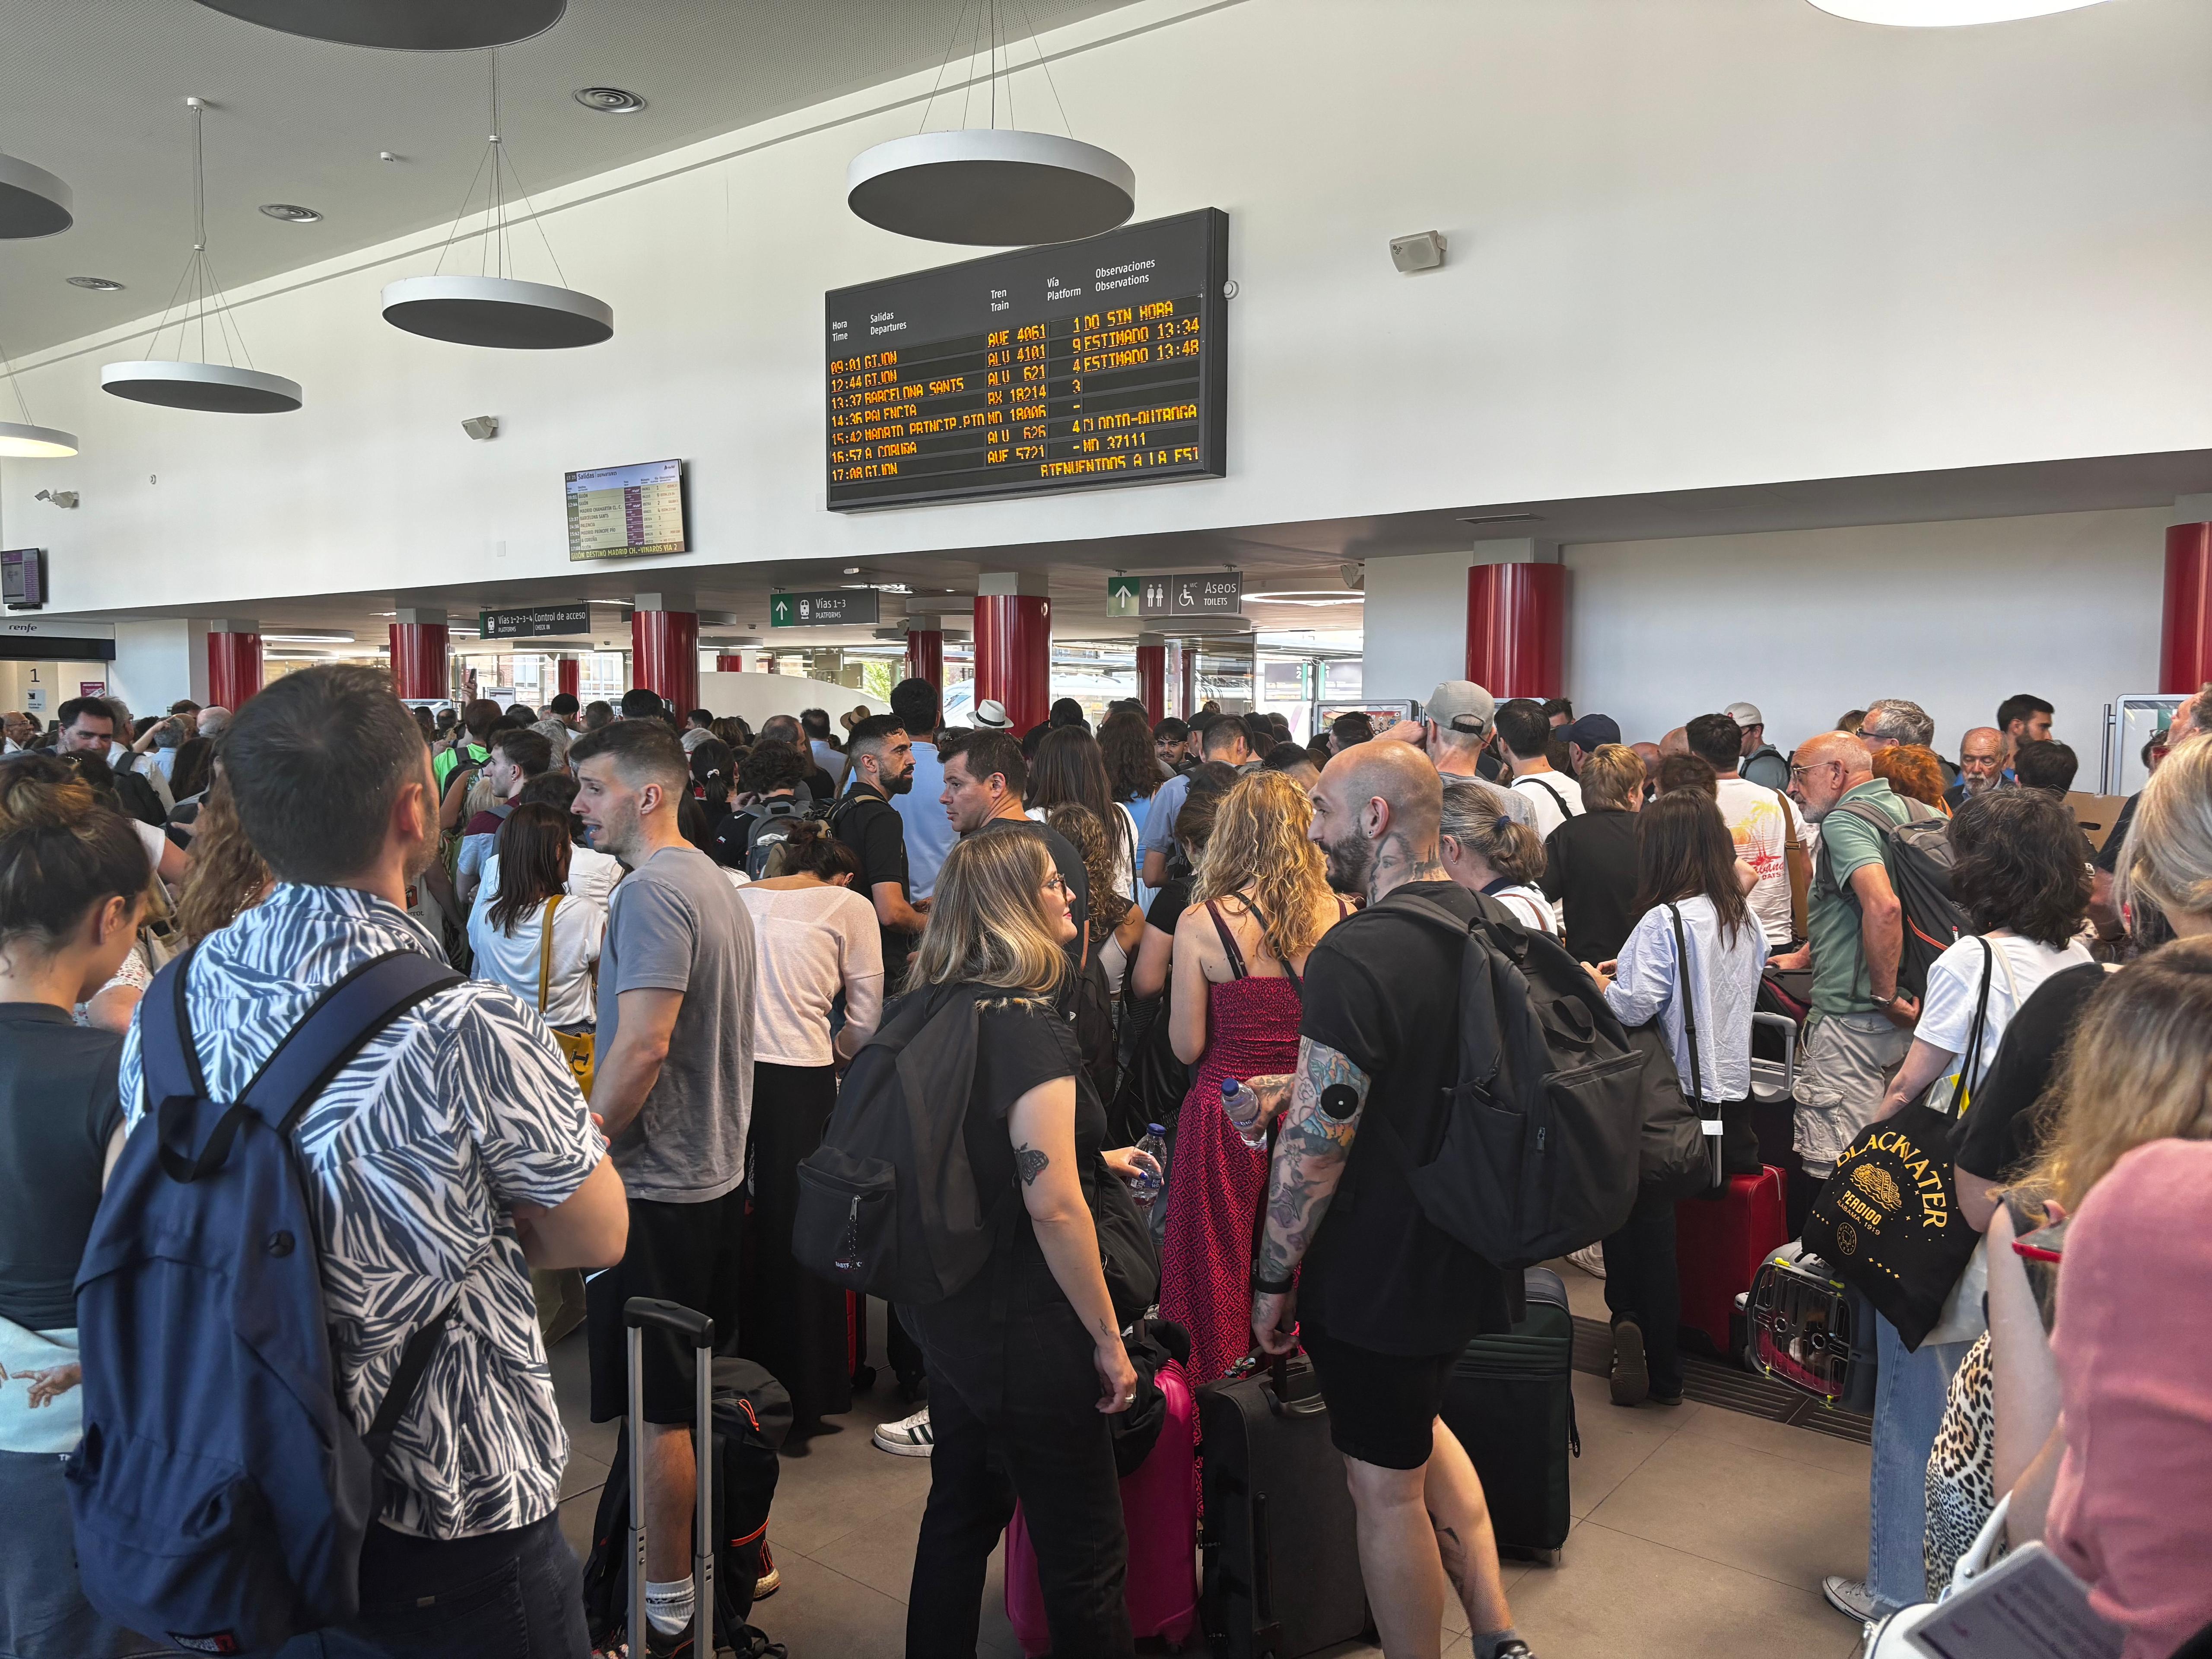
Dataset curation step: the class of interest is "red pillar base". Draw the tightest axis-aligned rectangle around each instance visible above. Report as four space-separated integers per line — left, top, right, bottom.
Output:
388 623 449 702
207 632 262 708
2162 524 2212 695
973 595 1051 734
632 609 699 713
1466 562 1567 701
906 629 944 692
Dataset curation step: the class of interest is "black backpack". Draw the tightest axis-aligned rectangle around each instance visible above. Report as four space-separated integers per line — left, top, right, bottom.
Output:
1825 796 1970 1000
711 796 815 880
792 985 997 1306
1373 889 1644 1269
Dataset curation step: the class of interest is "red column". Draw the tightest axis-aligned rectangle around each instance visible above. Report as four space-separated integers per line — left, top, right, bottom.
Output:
556 656 581 699
715 654 746 673
632 608 699 712
973 595 1051 734
2162 523 2212 694
388 622 449 701
1466 562 1567 700
1136 635 1166 724
207 631 261 708
906 627 944 690
1174 641 1195 722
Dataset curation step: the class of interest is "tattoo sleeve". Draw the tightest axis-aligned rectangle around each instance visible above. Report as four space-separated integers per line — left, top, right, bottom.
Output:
1254 1037 1372 1286
1015 1144 1049 1186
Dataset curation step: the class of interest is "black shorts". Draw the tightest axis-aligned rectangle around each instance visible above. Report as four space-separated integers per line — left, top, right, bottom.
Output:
586 1186 745 1425
1299 1318 1454 1471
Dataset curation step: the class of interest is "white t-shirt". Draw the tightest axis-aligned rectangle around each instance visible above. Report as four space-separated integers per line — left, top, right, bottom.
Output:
1488 882 1559 936
467 892 606 1029
1510 770 1583 840
1713 776 1808 947
734 884 885 1067
1918 931 2094 1097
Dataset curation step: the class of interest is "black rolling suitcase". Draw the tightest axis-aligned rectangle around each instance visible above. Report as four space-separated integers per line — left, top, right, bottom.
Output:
1441 1267 1580 1565
1198 1354 1370 1659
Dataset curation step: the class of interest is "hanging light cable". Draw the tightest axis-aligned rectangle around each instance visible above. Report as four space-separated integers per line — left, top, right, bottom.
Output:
381 49 613 349
846 0 1135 246
101 97 302 413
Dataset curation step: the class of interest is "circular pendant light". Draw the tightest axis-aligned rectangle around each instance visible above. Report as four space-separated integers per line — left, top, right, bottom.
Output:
847 129 1135 246
101 360 302 413
0 151 73 239
381 274 612 349
0 421 78 458
189 0 564 51
1807 0 2109 22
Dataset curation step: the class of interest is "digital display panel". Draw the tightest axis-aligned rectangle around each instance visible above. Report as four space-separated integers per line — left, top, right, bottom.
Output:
826 208 1227 511
566 458 686 560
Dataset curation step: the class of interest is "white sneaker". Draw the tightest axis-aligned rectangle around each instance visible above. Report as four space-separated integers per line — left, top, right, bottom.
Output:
1822 1575 1879 1623
872 1405 934 1457
1567 1243 1607 1279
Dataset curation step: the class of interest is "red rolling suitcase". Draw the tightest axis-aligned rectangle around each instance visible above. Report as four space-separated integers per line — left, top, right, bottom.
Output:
1675 1165 1787 1361
1004 1357 1200 1654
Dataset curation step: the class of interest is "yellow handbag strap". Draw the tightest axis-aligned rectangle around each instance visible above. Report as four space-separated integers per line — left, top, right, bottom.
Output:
537 893 561 1014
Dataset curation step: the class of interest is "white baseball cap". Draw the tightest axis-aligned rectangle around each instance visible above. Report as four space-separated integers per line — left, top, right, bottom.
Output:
1724 701 1763 728
972 699 1013 731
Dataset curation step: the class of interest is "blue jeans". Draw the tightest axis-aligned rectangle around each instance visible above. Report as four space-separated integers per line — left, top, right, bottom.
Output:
1869 1315 1968 1613
277 1510 587 1659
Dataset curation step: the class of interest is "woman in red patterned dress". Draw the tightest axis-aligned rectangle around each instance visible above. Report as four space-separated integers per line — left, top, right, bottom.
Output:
1159 771 1352 1384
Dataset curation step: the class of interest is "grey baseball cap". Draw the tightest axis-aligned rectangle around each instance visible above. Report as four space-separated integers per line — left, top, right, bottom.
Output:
1425 680 1497 737
1725 701 1763 728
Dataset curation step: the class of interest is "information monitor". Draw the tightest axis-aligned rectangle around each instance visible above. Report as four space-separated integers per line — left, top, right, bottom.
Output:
826 208 1227 511
566 458 687 559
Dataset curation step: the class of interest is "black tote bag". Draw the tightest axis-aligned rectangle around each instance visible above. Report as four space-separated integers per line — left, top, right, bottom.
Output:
1802 939 1992 1351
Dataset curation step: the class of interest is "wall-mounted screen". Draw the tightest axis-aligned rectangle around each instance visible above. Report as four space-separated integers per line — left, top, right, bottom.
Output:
566 458 686 560
1 548 46 610
826 208 1228 511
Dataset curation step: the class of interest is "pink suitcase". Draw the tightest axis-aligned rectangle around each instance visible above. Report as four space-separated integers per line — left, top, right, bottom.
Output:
1004 1357 1200 1655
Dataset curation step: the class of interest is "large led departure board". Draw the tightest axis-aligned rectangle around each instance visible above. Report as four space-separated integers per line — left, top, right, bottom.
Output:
826 208 1227 511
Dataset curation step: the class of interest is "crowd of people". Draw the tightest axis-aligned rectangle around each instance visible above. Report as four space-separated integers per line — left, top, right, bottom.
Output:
1 665 2208 1659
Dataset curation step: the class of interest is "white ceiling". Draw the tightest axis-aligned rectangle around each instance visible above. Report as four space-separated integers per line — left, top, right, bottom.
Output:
0 0 1145 359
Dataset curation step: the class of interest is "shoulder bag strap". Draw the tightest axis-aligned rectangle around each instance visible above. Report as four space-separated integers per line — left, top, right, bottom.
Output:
1523 777 1571 817
1204 899 1250 980
1773 788 1812 941
1667 903 1706 1107
1946 938 1996 1119
537 893 561 1014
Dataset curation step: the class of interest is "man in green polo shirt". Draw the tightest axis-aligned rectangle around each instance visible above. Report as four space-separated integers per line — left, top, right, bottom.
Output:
433 698 500 793
1770 730 1914 1181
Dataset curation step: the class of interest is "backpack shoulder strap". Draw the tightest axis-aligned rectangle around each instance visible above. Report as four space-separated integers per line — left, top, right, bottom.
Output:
140 945 211 1106
1522 777 1572 817
238 950 465 1134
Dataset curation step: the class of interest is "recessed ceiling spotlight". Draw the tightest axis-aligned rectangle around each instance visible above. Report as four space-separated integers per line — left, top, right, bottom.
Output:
259 203 322 222
67 275 126 291
842 566 861 575
575 86 646 114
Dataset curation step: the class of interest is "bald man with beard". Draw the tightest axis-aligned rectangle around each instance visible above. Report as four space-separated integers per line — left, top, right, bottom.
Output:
1240 741 1535 1659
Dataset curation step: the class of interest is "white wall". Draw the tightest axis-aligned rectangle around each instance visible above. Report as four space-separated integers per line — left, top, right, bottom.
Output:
1362 548 1477 705
111 619 211 715
6 0 2212 617
1564 508 2166 764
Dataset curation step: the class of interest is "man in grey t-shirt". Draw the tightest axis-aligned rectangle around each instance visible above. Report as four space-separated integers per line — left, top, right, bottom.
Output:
571 718 756 1650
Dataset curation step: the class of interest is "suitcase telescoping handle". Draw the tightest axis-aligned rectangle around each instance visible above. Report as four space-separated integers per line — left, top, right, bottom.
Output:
1265 1354 1328 1419
624 1297 715 1659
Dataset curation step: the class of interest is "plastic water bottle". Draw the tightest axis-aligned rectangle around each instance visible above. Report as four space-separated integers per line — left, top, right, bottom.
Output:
1130 1124 1167 1208
1222 1076 1268 1150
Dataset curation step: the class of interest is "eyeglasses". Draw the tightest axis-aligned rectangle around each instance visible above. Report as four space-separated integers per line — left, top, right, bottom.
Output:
1042 874 1070 895
1788 761 1840 782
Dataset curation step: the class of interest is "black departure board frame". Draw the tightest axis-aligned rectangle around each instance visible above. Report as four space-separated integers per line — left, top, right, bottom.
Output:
826 207 1227 511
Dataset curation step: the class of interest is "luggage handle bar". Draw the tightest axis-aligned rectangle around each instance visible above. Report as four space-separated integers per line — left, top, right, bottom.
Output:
623 1297 715 1659
1265 1354 1328 1419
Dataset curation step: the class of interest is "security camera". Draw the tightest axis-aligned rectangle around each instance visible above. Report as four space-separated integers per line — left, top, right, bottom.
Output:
461 415 499 442
1341 561 1365 591
34 489 78 509
1389 231 1446 273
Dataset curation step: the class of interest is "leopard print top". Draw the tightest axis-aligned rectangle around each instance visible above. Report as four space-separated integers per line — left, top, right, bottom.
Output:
1925 1330 1998 1597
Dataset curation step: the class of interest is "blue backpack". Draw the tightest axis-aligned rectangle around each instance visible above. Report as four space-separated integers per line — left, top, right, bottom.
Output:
67 946 461 1657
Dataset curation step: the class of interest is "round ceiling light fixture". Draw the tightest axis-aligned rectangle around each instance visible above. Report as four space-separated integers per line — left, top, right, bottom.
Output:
259 202 323 222
0 150 73 239
381 53 613 349
848 129 1135 245
574 86 646 114
1806 0 2108 22
67 275 126 291
188 0 565 51
1242 590 1366 604
382 273 612 348
0 420 79 459
100 360 302 413
100 98 305 415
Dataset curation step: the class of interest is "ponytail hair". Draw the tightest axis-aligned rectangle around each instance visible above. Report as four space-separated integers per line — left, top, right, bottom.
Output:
775 817 863 884
0 753 152 962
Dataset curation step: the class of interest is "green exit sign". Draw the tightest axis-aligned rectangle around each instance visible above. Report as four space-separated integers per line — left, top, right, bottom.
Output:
1106 576 1141 618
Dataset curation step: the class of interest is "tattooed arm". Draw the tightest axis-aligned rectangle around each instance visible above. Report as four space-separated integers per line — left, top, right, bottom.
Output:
1007 1076 1141 1413
1251 1035 1374 1356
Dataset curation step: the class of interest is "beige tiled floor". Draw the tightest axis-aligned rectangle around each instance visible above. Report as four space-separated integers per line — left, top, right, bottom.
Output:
552 1271 1873 1659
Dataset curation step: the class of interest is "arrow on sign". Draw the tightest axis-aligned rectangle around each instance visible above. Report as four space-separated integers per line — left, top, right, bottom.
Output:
772 595 792 625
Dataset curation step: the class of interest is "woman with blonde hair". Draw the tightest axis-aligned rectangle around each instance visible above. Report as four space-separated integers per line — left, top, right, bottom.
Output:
1438 775 1557 934
1161 770 1351 1382
899 825 1158 1659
